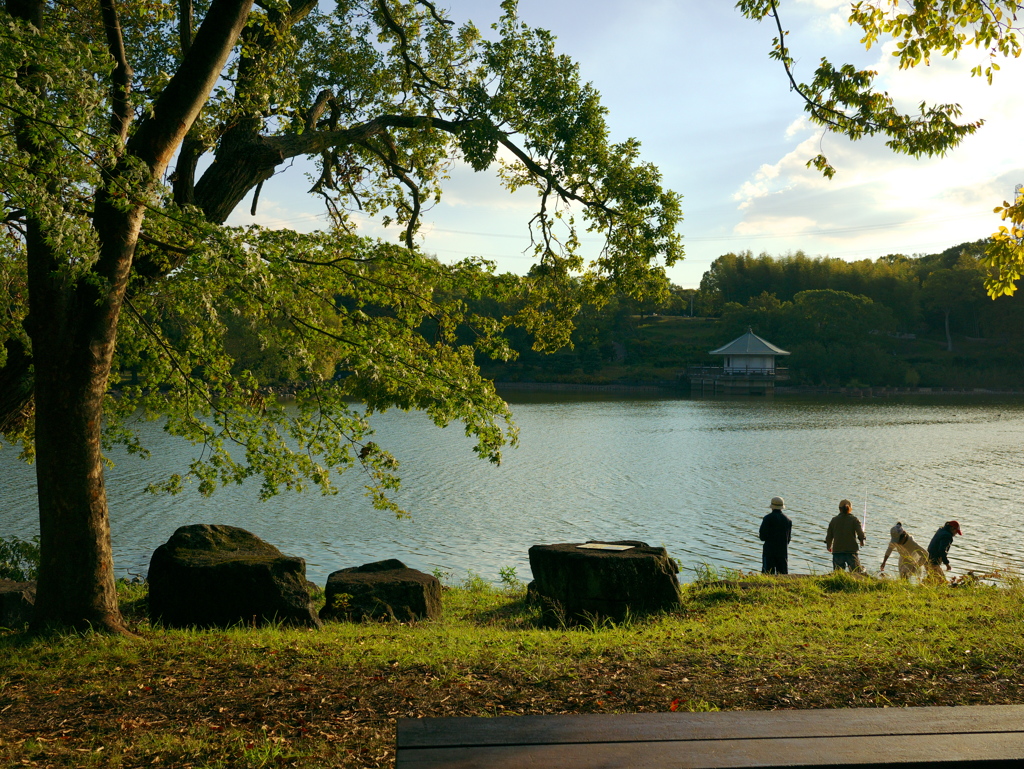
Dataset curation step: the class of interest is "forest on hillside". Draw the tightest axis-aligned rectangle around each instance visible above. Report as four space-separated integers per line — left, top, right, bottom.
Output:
221 239 1024 390
473 239 1024 388
690 240 1024 388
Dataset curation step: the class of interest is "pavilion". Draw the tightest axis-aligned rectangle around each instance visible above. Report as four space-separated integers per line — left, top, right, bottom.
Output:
687 329 790 395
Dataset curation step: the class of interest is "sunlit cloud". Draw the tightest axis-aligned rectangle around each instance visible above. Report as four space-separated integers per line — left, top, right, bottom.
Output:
785 117 808 138
226 199 326 233
728 34 1024 260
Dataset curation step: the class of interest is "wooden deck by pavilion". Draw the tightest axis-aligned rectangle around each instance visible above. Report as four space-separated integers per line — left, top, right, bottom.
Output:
396 704 1024 768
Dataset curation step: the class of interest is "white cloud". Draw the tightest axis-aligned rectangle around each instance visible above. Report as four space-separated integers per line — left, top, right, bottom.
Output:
795 0 848 9
784 117 808 138
824 11 849 35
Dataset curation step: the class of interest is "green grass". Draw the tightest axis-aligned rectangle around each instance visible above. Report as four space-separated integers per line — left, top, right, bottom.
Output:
3 575 1024 767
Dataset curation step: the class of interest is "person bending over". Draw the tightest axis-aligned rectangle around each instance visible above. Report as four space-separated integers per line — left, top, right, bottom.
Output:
926 520 962 583
880 522 927 579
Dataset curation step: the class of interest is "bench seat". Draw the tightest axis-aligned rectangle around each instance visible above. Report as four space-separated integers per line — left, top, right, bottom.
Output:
397 704 1024 768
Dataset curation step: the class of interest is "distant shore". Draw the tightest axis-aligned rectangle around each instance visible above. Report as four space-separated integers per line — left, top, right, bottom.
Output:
495 381 1024 397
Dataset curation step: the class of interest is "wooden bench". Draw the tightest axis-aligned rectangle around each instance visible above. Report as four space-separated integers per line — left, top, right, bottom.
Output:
397 704 1024 768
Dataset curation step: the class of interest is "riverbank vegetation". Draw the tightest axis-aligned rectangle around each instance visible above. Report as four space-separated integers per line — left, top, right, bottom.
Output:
3 573 1024 768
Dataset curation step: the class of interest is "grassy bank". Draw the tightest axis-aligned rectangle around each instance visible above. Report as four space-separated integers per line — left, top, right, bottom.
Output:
3 574 1024 768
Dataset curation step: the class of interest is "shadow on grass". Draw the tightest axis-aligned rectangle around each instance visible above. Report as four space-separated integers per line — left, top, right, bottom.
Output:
818 571 894 593
456 592 544 628
0 628 37 649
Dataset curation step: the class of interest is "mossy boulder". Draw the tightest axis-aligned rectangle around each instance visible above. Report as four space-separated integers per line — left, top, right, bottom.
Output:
148 524 321 629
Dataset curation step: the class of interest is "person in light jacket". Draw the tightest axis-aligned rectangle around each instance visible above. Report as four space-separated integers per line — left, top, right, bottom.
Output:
880 522 928 579
825 499 866 573
759 496 792 575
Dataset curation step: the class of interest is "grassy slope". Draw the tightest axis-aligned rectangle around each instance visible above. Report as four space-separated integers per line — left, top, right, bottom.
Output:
2 574 1024 768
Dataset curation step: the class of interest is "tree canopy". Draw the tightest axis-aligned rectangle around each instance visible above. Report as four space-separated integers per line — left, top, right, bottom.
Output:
0 0 681 630
738 0 1024 296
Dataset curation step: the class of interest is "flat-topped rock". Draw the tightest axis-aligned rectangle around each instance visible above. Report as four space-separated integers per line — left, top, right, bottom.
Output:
0 579 35 628
528 540 681 624
320 559 441 623
148 524 321 629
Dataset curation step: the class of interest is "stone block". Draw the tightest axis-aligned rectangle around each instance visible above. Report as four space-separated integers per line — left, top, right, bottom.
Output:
0 579 35 627
527 540 681 624
320 559 441 623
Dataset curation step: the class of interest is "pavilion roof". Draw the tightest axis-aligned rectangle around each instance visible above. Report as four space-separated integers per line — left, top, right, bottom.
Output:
709 329 790 356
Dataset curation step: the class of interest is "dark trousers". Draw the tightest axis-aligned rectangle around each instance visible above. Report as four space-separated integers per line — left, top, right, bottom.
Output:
762 549 788 575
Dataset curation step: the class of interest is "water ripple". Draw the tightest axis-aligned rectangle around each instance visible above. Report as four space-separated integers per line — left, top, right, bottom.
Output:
3 395 1024 584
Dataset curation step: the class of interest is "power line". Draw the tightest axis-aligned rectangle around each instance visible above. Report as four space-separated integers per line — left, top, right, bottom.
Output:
236 203 995 252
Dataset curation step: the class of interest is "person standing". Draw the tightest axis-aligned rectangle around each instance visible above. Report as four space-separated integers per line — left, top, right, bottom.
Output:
759 496 792 575
926 520 962 582
880 522 928 579
825 498 866 573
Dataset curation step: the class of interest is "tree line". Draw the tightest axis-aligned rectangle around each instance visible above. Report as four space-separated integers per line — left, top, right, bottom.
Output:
693 241 1024 387
409 239 1024 389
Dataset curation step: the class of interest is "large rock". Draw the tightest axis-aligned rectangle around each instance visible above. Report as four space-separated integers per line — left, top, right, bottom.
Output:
527 540 681 624
0 579 35 628
148 524 321 629
320 559 441 623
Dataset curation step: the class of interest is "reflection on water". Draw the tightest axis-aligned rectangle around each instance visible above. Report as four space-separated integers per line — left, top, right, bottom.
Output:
3 395 1024 585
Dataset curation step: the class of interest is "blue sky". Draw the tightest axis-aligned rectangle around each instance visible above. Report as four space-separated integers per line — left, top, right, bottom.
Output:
231 0 1024 288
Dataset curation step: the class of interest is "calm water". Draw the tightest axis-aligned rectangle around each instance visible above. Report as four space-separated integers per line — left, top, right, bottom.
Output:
3 394 1023 585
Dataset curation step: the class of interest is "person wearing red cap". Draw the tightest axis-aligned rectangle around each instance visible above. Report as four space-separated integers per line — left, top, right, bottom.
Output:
926 520 962 582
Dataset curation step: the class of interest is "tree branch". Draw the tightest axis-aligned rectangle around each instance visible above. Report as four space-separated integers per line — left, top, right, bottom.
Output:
178 0 193 57
765 0 845 131
128 0 254 175
98 0 133 145
375 0 446 90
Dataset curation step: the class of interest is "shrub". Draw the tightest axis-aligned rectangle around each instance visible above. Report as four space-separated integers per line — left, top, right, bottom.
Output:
0 535 41 582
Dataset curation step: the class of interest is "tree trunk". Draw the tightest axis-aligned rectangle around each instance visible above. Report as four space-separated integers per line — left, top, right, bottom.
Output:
944 308 953 352
13 0 255 632
31 340 125 632
0 338 34 435
26 197 144 632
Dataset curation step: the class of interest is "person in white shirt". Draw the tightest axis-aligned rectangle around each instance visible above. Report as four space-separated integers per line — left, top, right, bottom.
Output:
880 522 928 579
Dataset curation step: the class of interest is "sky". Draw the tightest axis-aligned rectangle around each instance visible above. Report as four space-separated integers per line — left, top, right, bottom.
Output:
229 0 1024 289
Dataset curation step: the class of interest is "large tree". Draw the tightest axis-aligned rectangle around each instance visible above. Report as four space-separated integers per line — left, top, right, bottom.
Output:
739 0 1023 295
0 0 682 631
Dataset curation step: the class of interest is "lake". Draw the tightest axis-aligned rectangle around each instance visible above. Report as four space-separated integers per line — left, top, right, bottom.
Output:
3 393 1023 585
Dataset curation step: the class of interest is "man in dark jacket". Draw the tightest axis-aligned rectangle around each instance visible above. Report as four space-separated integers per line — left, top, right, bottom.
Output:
759 496 792 574
927 520 962 582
